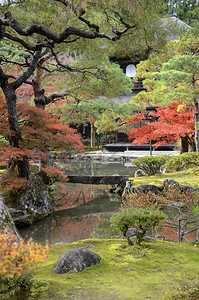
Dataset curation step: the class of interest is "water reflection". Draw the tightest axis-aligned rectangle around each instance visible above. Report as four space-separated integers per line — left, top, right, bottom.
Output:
60 159 136 176
18 181 121 245
18 161 198 244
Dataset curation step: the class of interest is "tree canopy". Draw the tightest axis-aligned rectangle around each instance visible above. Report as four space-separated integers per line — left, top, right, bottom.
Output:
0 0 167 182
129 30 199 151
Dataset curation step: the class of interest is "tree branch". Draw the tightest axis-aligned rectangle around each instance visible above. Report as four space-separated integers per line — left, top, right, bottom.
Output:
3 32 48 51
0 54 28 67
6 74 32 85
10 49 43 90
0 10 135 44
46 91 71 103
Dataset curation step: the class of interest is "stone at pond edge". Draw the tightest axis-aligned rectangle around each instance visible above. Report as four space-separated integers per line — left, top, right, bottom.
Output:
17 174 53 220
0 194 21 240
53 248 101 274
132 184 162 194
163 178 180 190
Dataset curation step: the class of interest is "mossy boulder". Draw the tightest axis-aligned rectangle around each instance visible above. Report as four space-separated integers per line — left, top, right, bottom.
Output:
53 248 101 274
0 194 20 239
16 174 54 223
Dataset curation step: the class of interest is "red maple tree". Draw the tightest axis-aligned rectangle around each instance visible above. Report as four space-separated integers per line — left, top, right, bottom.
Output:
127 102 195 153
0 96 83 190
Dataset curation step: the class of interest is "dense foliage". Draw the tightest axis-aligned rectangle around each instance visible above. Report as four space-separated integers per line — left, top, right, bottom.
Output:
0 229 49 293
128 101 195 153
166 152 199 171
111 207 166 245
129 31 199 151
0 0 167 184
0 96 83 191
132 155 169 176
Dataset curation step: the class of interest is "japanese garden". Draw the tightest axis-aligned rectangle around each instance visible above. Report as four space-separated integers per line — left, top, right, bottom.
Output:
0 0 199 299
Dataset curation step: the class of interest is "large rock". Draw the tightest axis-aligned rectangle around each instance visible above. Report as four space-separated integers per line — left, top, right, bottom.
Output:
0 194 20 240
17 174 53 219
133 184 162 195
181 185 198 192
53 248 101 274
163 178 180 190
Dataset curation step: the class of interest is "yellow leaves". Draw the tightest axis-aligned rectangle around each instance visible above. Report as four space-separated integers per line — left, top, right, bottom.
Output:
0 229 49 282
177 104 184 112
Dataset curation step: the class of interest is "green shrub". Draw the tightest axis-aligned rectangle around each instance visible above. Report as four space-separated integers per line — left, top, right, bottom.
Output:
166 152 199 172
132 155 168 176
111 208 166 245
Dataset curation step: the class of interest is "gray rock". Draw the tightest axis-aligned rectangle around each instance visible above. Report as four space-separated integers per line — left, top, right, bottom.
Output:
134 169 146 177
133 184 161 195
181 185 198 192
163 178 180 190
0 194 21 240
53 248 101 274
17 174 53 219
126 228 137 238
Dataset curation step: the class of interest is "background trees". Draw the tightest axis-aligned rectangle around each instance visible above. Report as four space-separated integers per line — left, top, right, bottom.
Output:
167 0 199 25
128 31 199 152
0 0 167 182
128 102 195 153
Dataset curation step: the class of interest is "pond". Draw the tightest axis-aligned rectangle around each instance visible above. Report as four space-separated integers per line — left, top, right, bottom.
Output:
18 160 199 244
18 160 136 245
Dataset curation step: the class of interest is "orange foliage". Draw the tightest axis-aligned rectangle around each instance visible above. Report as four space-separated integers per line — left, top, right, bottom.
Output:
41 166 68 183
0 96 83 167
127 102 194 147
0 228 49 281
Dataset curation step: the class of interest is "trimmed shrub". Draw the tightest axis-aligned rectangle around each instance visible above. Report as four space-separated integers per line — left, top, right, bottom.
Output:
132 155 168 176
166 152 199 172
111 208 166 245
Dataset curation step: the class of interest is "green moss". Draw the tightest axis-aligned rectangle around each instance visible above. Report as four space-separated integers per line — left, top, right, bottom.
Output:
33 239 199 299
129 171 199 187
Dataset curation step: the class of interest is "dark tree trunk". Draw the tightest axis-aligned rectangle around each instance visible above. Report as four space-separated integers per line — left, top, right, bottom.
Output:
0 70 30 179
194 101 199 153
32 76 47 110
180 136 189 153
17 156 30 179
91 122 96 147
189 137 196 152
2 84 21 147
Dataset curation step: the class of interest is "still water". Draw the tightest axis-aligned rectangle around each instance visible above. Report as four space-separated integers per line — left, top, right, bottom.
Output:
18 160 198 244
18 160 137 245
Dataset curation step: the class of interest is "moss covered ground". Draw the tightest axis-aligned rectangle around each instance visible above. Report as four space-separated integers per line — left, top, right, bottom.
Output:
129 170 199 187
32 238 199 300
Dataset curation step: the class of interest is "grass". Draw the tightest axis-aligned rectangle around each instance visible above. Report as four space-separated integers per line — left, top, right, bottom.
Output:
129 170 199 187
32 239 199 300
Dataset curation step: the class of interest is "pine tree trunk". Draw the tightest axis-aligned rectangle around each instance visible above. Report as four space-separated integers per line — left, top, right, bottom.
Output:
3 86 21 147
192 76 199 153
91 122 96 147
0 74 30 179
32 74 47 110
194 101 199 153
